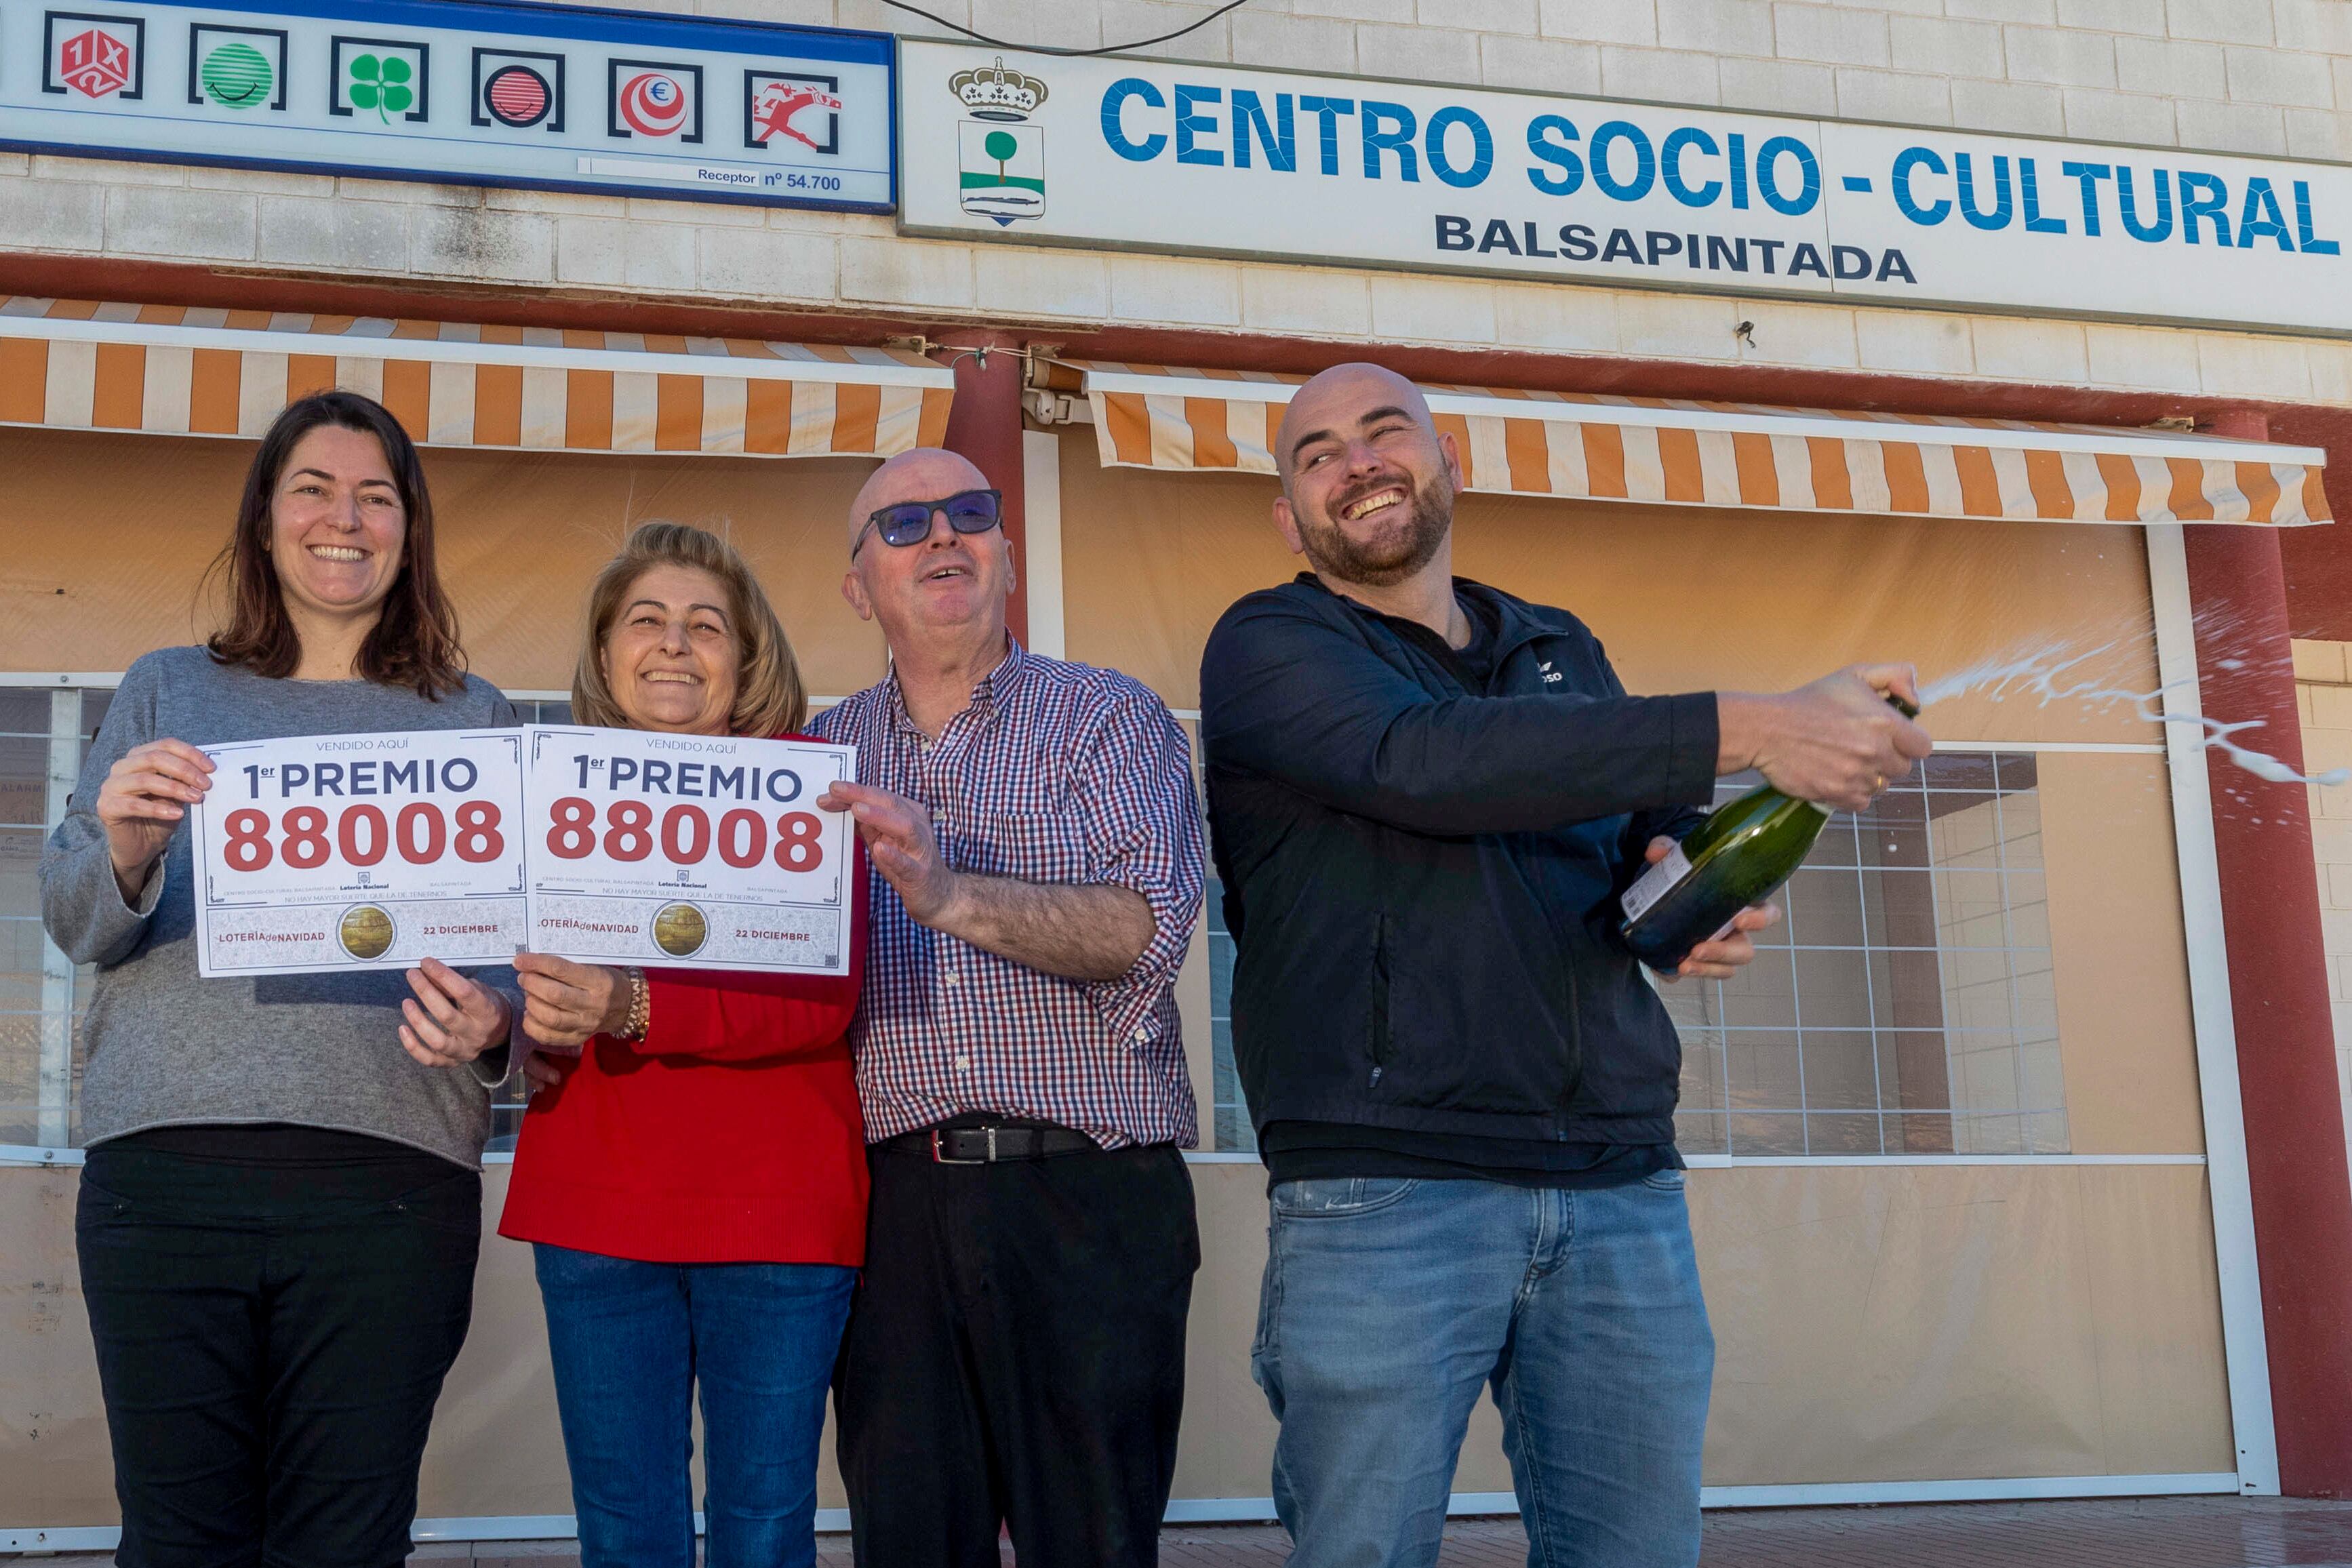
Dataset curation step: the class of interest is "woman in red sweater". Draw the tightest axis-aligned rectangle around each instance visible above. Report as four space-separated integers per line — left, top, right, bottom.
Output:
500 522 863 1568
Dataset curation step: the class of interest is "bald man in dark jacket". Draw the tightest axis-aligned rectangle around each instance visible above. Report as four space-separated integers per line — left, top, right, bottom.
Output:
1200 363 1930 1568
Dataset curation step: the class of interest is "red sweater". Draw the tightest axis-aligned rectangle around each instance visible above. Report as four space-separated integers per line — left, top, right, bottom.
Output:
499 858 869 1267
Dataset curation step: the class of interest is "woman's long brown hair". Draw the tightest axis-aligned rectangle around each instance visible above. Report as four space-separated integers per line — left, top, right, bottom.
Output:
205 391 466 698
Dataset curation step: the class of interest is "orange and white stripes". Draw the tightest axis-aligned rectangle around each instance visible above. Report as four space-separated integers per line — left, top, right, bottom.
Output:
1079 363 2331 527
0 298 955 459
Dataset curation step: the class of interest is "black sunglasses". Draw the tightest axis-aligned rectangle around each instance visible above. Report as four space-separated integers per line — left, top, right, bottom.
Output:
852 488 1003 557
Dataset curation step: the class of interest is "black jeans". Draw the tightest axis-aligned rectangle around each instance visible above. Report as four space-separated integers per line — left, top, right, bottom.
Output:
75 1130 481 1568
834 1133 1200 1568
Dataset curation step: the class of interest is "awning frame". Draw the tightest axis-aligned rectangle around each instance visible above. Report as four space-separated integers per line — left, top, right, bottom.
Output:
1076 366 2323 466
0 308 949 388
0 298 955 460
1073 362 2331 527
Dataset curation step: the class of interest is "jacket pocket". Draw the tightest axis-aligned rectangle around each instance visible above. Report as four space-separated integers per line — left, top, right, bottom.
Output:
1363 900 1576 1118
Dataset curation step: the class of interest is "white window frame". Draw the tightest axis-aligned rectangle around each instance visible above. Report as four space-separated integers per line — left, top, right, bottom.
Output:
1165 531 2278 1499
0 678 563 1165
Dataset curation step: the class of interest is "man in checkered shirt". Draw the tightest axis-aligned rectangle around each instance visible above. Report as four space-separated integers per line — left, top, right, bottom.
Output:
812 446 1205 1568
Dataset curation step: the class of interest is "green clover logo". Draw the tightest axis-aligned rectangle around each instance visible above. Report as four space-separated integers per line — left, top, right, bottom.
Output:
346 53 414 123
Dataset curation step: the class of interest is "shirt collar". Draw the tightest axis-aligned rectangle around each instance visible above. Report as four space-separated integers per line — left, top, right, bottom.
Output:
881 635 1029 739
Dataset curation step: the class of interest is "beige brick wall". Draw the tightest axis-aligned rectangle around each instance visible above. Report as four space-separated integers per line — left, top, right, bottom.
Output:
9 1 2352 397
701 0 2352 155
2294 637 2352 1182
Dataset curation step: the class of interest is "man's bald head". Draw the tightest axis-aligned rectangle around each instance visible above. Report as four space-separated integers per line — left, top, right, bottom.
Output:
849 447 992 550
1267 361 1461 592
839 444 1014 656
1274 363 1437 489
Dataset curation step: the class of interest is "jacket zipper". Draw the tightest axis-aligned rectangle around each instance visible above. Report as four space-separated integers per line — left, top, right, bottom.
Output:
1369 596 1593 1114
1488 625 1589 1124
1496 626 1589 1127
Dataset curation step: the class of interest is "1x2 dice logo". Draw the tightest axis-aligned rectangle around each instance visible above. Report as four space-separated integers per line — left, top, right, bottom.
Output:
472 47 565 132
329 36 429 124
43 12 144 101
607 59 702 143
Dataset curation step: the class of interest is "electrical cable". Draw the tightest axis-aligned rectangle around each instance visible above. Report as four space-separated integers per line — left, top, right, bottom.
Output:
878 0 1252 58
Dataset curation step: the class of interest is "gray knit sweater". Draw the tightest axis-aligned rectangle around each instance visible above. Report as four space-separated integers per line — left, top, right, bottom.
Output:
42 647 521 1168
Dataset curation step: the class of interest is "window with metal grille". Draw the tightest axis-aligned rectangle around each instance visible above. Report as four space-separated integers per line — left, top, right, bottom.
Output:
1204 876 1247 1152
1203 750 2062 1163
1667 751 2062 1157
1 683 570 1153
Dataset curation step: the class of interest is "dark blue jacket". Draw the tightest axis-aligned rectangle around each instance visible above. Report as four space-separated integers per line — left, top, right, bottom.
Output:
1199 574 1719 1146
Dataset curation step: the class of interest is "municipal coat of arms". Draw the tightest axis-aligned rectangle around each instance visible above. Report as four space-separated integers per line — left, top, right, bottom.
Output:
951 58 1044 226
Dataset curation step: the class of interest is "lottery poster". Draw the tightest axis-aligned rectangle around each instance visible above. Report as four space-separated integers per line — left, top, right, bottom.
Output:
521 726 856 976
191 729 527 978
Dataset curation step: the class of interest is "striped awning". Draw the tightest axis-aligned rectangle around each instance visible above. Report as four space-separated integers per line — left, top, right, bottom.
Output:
0 298 954 458
1077 363 2330 526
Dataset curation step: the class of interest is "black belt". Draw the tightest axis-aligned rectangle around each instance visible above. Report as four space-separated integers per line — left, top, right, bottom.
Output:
891 1122 1100 1164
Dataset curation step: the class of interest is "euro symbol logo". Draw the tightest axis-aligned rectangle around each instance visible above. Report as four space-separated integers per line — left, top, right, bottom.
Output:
618 70 688 137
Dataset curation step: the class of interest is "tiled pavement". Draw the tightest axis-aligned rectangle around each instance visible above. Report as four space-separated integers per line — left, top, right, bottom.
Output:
26 1495 2352 1567
1690 1495 2352 1567
438 1494 2352 1565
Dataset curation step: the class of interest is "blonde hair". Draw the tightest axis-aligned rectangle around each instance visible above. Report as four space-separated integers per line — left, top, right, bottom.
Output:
572 522 808 737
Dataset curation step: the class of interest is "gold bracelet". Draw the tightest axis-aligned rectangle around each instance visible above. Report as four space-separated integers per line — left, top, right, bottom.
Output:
622 966 649 1041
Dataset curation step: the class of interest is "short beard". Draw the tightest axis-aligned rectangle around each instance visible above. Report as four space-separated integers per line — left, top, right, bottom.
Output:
1295 472 1454 588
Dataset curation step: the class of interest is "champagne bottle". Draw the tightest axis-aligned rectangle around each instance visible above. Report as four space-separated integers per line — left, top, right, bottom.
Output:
1619 694 1921 969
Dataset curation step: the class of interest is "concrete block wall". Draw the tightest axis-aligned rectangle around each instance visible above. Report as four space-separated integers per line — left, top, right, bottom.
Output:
4 0 2352 402
2294 637 2352 1184
679 0 2352 157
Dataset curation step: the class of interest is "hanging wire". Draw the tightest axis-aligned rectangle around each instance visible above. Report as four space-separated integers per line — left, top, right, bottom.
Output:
878 0 1252 58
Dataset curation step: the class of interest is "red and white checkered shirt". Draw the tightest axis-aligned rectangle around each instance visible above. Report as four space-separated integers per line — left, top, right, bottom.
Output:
811 640 1203 1149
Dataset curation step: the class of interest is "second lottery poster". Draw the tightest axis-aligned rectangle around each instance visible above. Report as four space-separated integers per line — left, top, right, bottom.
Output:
520 726 856 977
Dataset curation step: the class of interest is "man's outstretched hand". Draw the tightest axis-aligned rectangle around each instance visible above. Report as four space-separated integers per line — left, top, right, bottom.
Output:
812 778 1154 982
1716 664 1933 810
816 780 957 924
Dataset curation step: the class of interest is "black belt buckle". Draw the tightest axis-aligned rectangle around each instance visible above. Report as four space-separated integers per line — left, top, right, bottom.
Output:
931 1126 995 1165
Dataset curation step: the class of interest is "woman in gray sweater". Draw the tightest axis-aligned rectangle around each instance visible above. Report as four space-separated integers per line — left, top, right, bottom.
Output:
41 391 517 1568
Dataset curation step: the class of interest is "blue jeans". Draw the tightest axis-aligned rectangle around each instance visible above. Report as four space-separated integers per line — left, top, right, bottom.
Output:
532 1244 856 1568
1252 1171 1714 1568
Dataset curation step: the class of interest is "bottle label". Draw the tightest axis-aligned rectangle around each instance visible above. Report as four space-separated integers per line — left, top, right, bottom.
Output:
1620 841 1694 925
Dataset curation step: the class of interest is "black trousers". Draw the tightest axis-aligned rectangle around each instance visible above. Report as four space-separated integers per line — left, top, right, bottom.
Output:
75 1134 481 1568
835 1134 1200 1568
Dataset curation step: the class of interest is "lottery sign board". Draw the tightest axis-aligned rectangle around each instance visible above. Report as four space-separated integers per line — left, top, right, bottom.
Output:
521 727 855 978
191 729 527 978
0 1 893 212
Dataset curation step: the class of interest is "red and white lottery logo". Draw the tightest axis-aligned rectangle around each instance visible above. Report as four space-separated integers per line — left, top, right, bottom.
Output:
618 70 689 136
751 80 840 152
59 28 135 98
